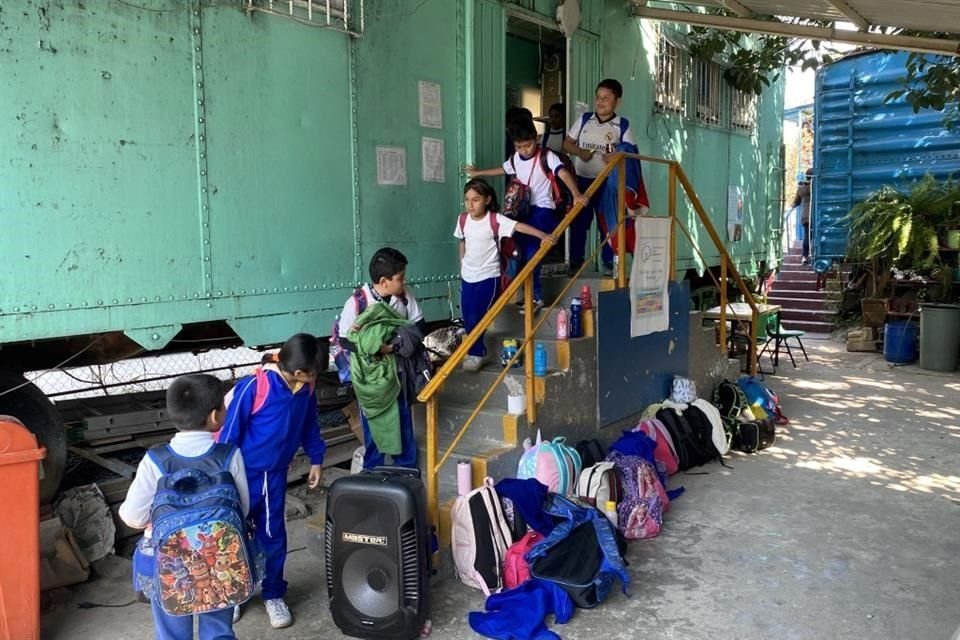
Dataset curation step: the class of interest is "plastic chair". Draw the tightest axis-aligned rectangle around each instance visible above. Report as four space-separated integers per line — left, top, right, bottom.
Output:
760 315 809 368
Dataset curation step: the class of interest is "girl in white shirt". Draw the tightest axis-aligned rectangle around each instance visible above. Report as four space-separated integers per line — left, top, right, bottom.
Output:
454 178 555 371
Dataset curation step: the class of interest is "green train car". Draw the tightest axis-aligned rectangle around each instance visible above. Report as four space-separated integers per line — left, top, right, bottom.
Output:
0 0 783 498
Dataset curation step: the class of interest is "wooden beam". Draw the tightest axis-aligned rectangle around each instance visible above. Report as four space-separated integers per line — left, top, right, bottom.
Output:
68 446 136 479
631 6 960 57
824 0 870 31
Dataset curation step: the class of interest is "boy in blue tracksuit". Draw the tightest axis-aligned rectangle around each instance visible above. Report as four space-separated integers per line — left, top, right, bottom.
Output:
219 333 327 629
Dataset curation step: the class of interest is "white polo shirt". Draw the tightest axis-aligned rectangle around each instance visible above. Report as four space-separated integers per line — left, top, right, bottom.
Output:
336 283 424 338
502 149 563 210
453 212 518 283
567 113 636 178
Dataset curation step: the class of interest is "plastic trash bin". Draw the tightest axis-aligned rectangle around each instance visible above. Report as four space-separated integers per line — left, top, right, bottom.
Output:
919 304 960 372
0 417 47 640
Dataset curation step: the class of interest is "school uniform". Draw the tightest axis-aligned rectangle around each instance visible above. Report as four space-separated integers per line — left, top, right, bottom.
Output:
503 149 563 301
566 113 636 267
336 285 423 470
119 431 249 640
454 212 519 357
541 128 566 154
219 365 327 601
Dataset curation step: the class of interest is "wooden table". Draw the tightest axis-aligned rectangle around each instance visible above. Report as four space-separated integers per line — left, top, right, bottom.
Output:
703 303 782 374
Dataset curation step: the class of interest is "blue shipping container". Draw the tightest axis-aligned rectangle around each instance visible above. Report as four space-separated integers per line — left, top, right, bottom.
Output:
813 51 960 260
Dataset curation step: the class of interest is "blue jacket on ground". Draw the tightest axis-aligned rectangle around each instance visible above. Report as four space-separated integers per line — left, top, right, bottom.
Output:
468 578 573 640
219 364 327 472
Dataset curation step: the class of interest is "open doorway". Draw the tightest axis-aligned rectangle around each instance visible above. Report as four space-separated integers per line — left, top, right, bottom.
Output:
505 15 568 268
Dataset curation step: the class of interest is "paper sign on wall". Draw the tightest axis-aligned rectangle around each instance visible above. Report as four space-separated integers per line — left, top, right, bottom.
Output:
421 137 445 183
377 146 407 186
727 185 744 242
418 81 442 129
630 216 671 337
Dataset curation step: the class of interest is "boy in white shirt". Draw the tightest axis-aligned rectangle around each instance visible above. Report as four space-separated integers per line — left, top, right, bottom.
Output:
466 119 588 311
563 78 637 274
454 178 555 371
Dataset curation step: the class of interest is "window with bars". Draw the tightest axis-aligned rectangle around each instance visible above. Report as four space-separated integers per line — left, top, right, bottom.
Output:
694 59 724 125
244 0 364 36
731 90 757 132
655 33 687 115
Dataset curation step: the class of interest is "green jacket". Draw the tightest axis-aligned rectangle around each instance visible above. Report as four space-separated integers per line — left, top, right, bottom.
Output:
347 302 409 455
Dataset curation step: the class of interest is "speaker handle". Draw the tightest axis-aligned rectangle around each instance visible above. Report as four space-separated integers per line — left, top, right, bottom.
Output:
367 466 422 480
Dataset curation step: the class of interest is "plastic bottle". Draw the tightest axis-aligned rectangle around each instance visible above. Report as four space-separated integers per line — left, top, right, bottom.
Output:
603 500 618 528
569 297 583 339
556 306 569 340
500 339 520 368
534 343 548 377
580 284 593 310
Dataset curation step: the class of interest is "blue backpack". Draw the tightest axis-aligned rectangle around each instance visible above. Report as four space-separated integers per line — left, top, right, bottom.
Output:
144 443 260 616
526 493 629 609
737 375 789 425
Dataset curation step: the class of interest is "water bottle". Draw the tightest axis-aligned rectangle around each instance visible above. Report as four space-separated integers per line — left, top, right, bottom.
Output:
580 284 593 310
556 306 569 340
534 343 548 377
569 297 583 339
603 500 618 528
500 339 521 368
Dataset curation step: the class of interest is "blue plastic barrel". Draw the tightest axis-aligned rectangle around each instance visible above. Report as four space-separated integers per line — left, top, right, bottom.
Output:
884 321 919 364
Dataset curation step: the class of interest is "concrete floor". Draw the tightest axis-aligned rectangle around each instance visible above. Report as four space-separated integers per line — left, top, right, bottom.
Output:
41 337 960 639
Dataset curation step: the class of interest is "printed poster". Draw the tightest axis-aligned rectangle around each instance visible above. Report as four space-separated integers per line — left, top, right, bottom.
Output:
727 185 744 242
630 216 671 337
421 137 445 183
376 146 407 186
418 81 443 129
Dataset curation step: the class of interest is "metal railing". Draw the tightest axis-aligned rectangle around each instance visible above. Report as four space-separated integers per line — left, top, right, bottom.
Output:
417 153 761 529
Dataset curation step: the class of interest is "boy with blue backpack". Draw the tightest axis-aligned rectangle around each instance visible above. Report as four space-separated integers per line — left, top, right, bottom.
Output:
119 374 251 640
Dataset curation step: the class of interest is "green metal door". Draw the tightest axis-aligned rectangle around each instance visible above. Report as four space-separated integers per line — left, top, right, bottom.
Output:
567 32 601 124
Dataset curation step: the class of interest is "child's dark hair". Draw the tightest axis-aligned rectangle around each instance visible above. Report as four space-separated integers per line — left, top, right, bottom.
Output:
369 247 408 283
263 333 327 375
506 106 533 127
549 102 564 115
464 178 501 213
508 117 538 143
166 374 225 431
596 78 623 99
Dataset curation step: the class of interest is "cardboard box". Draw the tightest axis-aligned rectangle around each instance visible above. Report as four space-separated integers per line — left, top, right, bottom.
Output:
342 400 364 443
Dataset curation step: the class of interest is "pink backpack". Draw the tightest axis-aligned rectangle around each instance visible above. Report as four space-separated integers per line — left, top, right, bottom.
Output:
503 530 543 589
533 437 582 496
634 418 679 476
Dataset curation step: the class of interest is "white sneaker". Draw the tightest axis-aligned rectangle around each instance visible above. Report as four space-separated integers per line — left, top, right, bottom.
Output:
462 355 485 372
518 299 543 315
232 605 242 624
265 598 293 629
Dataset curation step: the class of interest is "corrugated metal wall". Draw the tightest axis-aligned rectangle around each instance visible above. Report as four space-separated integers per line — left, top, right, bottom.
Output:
814 51 960 260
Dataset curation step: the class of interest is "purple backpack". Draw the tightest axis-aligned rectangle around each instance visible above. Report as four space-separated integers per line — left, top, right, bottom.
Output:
606 451 669 540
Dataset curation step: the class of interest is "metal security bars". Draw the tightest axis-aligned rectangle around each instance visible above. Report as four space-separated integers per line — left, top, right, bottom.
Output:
694 58 724 126
244 0 364 36
655 31 687 115
731 89 757 132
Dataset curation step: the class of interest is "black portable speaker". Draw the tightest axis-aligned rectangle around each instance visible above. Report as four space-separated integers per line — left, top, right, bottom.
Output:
326 467 430 640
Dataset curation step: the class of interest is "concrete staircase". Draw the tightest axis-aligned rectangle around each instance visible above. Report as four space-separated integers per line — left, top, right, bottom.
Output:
412 273 611 546
768 248 836 335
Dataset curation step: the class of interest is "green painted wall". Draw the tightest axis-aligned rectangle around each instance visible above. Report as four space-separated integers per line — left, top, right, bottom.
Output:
0 0 782 355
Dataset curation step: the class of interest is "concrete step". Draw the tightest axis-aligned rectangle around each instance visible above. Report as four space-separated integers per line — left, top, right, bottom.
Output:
781 319 836 333
768 288 826 300
767 296 830 311
775 276 821 290
780 308 837 324
779 265 815 276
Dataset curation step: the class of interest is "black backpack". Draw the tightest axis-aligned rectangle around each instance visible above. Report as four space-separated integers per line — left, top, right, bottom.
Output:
574 439 606 469
656 407 717 470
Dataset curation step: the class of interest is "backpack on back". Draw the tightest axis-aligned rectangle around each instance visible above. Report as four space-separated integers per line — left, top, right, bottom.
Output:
502 530 543 590
450 478 513 595
330 289 367 383
458 212 518 292
148 443 259 616
538 150 576 216
576 461 622 508
606 450 668 540
533 437 582 496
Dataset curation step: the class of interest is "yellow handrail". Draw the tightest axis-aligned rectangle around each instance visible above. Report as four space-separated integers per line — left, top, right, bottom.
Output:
419 153 762 531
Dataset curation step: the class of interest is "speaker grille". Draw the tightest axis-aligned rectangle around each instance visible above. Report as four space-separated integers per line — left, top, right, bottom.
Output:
325 518 335 595
400 521 419 603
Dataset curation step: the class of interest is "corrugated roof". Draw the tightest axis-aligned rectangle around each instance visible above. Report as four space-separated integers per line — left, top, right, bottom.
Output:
631 0 960 55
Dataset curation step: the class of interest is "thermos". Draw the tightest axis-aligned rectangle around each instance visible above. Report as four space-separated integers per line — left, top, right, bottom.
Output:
534 343 548 377
556 307 569 340
569 297 583 339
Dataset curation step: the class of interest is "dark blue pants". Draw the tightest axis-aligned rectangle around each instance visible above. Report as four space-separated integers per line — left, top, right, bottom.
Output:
361 393 417 469
516 205 558 301
461 277 499 357
246 469 289 601
151 597 235 640
570 176 614 267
